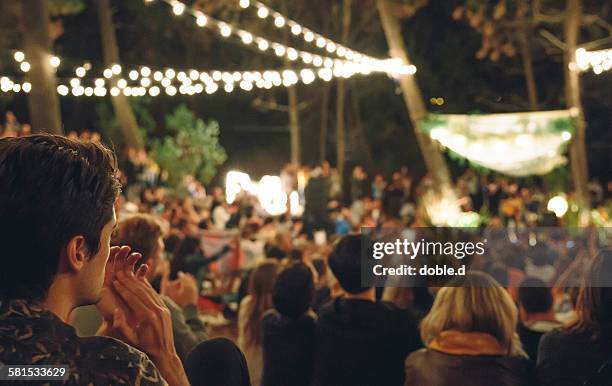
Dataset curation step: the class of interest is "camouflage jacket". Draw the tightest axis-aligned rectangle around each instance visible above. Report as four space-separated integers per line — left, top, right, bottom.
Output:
0 298 168 386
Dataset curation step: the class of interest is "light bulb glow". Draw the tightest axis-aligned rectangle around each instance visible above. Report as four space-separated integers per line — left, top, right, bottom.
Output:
257 6 269 18
50 56 61 68
172 2 185 15
196 14 207 26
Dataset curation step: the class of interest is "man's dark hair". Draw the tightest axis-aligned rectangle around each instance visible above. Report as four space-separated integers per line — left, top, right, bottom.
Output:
328 234 370 294
272 262 314 318
518 277 553 314
0 134 121 301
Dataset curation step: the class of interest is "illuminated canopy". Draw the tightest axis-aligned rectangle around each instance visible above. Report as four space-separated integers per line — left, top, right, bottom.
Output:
421 110 576 177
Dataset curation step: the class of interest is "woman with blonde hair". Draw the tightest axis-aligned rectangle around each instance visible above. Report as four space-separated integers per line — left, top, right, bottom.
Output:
238 260 279 386
405 272 529 386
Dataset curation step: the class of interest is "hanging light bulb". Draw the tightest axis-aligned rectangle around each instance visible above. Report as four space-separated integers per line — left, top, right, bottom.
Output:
258 39 269 51
196 13 208 27
219 24 232 37
57 85 69 95
291 24 302 35
274 16 286 28
239 0 250 8
257 6 269 18
14 51 25 62
172 1 185 15
49 56 61 68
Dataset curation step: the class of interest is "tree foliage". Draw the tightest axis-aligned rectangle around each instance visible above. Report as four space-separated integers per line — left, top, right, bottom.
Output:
151 104 227 187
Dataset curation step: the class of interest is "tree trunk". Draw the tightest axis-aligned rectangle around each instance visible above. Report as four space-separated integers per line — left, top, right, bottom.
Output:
21 0 62 134
519 28 538 110
375 0 456 200
95 0 143 149
288 85 301 166
319 83 330 163
336 0 352 180
350 88 374 171
564 0 591 223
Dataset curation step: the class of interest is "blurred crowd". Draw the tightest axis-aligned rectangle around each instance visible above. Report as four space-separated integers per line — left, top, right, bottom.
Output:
3 125 612 386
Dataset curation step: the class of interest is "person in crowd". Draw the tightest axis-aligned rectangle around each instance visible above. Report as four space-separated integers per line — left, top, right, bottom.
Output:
185 337 251 386
262 262 316 386
303 167 331 235
383 172 406 219
313 235 422 386
71 213 209 361
405 271 529 386
371 173 387 200
0 135 190 386
311 257 332 314
537 249 612 386
170 234 231 281
516 277 562 365
238 260 279 386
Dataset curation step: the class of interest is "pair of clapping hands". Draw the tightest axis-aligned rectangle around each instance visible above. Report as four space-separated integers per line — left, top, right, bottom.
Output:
96 246 175 360
96 246 190 386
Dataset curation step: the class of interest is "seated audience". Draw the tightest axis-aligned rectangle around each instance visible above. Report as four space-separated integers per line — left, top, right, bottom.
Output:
537 249 612 386
238 260 279 386
313 235 422 386
262 262 316 386
405 272 529 386
517 277 562 365
0 135 189 385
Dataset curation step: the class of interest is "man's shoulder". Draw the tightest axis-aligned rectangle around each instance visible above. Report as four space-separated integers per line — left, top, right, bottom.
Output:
75 335 167 384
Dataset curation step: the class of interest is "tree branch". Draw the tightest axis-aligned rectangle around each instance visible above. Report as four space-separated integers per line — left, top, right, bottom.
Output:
539 29 567 50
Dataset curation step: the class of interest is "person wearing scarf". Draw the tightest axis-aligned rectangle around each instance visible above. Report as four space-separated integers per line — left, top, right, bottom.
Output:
405 272 530 386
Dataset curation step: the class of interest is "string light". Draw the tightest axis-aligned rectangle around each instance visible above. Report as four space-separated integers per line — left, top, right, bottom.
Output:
14 51 25 62
257 6 269 18
172 1 185 15
235 0 379 65
196 13 207 27
50 56 61 68
20 62 30 72
576 47 612 74
142 0 418 88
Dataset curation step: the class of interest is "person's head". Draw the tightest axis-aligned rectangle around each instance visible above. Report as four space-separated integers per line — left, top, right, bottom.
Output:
420 272 524 356
273 262 314 319
570 249 612 339
328 234 371 295
111 214 165 281
518 277 553 322
0 135 120 306
184 338 250 386
245 260 279 346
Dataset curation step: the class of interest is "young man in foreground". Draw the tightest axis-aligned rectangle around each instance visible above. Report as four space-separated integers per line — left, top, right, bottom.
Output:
0 135 189 386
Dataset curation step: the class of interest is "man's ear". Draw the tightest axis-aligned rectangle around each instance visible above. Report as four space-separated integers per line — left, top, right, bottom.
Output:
63 235 91 272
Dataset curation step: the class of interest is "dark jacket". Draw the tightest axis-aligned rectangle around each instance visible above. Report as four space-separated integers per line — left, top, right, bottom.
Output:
261 311 316 386
405 348 530 386
537 328 612 386
313 297 421 386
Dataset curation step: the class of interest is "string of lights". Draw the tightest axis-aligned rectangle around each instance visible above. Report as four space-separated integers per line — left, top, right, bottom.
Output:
4 49 413 97
235 0 373 63
149 0 416 77
575 47 612 75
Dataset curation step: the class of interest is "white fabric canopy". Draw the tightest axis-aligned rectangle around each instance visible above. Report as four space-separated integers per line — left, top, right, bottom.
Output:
422 110 576 176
